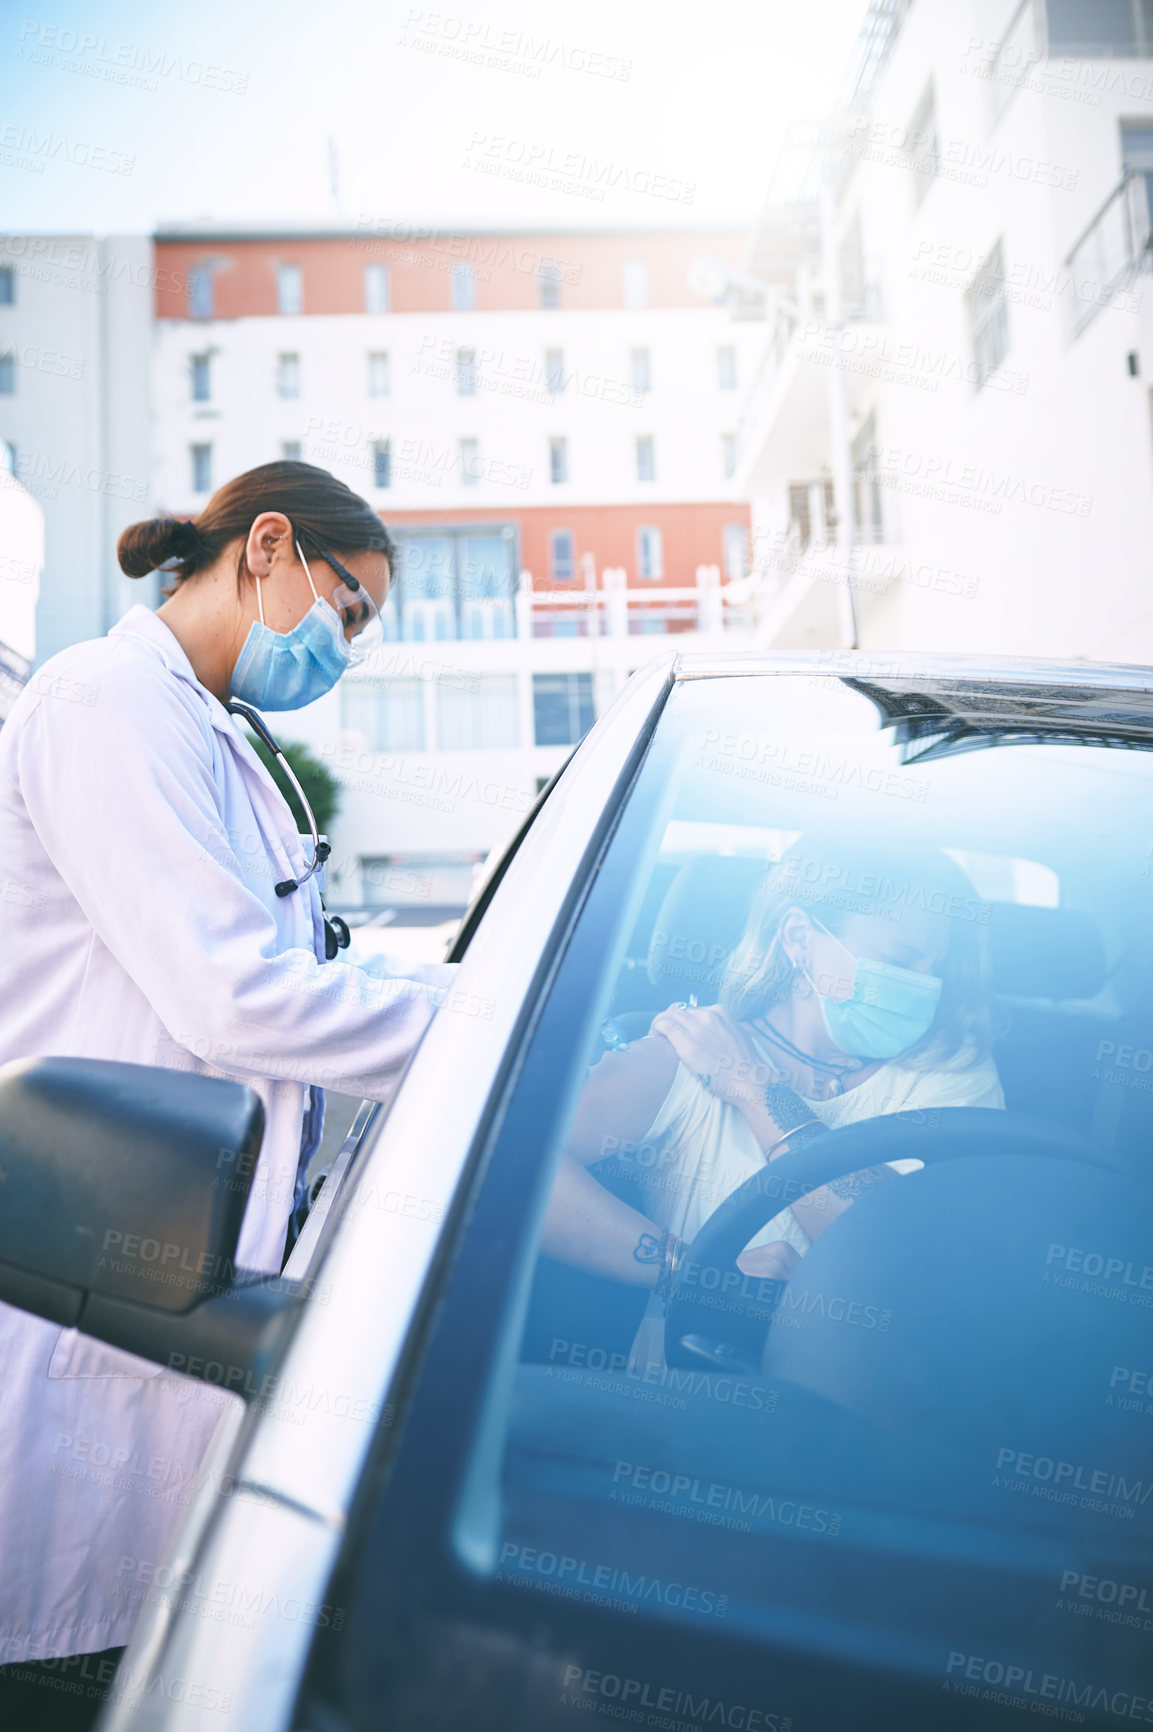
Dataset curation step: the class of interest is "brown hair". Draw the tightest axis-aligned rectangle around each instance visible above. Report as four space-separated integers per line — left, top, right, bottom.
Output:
117 460 396 585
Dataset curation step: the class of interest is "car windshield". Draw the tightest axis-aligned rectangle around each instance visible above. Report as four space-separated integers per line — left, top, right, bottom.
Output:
313 672 1153 1731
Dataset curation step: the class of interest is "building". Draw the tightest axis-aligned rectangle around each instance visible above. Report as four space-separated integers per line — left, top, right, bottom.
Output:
150 223 761 908
737 0 1153 663
0 235 153 665
0 462 44 724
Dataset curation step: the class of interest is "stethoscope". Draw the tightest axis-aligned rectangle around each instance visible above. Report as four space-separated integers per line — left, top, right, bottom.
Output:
226 697 351 961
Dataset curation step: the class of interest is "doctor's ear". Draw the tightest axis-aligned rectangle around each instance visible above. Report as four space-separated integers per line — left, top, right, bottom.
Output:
243 512 295 580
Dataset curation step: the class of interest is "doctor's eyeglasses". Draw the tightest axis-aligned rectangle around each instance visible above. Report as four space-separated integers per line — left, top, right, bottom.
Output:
299 536 385 667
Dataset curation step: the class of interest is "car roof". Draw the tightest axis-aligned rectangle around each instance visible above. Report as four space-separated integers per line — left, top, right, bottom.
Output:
663 650 1153 740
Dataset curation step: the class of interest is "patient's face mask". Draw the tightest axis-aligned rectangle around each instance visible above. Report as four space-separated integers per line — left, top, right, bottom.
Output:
805 918 943 1061
230 540 352 712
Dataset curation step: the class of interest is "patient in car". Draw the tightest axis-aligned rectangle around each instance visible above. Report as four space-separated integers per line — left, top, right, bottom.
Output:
540 832 1003 1355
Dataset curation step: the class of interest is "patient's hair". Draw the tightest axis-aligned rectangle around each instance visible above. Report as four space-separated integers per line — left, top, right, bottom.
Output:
722 830 995 1067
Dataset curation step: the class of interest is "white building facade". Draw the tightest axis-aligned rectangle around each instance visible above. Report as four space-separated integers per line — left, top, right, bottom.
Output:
150 224 763 909
738 0 1153 664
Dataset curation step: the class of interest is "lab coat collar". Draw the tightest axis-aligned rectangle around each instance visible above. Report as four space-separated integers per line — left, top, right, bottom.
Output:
111 605 241 739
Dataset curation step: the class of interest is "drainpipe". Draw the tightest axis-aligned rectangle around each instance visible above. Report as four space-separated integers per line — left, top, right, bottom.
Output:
821 189 860 650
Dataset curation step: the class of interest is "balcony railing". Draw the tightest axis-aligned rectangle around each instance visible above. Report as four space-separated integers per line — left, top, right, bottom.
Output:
1066 168 1152 337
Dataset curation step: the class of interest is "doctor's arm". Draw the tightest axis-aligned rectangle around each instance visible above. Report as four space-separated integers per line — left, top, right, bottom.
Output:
17 679 455 1102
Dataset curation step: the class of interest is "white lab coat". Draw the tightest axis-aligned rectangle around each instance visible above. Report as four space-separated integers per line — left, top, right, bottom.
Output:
0 605 457 1662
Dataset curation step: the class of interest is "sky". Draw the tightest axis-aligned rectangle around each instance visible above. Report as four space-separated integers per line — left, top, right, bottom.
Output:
0 0 867 234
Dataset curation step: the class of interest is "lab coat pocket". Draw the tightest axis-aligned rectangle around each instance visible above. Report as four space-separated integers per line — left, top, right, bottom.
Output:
47 1327 171 1381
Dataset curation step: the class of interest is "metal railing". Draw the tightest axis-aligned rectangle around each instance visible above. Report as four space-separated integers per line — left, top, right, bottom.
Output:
1066 168 1153 337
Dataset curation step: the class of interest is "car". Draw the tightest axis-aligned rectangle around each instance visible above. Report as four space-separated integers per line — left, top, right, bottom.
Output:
4 649 1153 1732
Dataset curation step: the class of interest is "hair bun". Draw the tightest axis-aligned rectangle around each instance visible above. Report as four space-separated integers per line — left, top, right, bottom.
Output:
117 516 207 579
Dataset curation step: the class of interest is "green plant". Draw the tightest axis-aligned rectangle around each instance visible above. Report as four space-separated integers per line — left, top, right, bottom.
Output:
245 734 342 835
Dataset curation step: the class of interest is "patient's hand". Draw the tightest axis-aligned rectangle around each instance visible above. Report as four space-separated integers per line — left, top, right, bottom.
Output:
736 1240 801 1282
650 1003 775 1109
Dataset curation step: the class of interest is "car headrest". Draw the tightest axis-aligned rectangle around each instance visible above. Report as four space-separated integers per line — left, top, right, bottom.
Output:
646 856 770 1005
989 902 1106 1001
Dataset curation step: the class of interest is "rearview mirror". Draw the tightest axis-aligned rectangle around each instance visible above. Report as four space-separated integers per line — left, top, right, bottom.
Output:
0 1056 302 1394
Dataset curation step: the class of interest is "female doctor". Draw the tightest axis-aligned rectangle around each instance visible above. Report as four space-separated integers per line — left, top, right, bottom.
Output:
0 461 457 1703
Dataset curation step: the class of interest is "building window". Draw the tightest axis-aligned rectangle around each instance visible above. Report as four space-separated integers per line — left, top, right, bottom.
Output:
635 435 655 482
723 523 748 580
907 80 939 207
276 353 301 398
0 440 15 474
851 413 884 544
390 525 517 642
373 440 391 489
533 672 595 747
549 437 568 484
367 352 390 397
0 267 15 305
966 240 1010 388
1046 0 1153 55
191 354 211 402
550 529 575 580
436 675 519 749
188 265 214 319
191 443 212 493
539 261 563 309
623 259 649 309
459 437 480 485
282 441 302 460
631 347 651 394
721 433 737 479
637 525 663 580
364 263 390 313
343 677 424 751
545 348 566 394
0 354 15 395
451 262 476 311
276 264 302 315
456 348 477 395
717 346 737 390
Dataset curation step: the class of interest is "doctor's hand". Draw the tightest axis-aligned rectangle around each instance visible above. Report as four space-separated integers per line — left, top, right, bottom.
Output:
650 1002 775 1110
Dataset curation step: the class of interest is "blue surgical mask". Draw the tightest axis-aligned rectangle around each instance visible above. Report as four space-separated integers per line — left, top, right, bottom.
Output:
807 922 943 1061
230 541 350 711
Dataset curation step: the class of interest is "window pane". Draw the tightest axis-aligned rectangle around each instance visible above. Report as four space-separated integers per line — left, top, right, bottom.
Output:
364 263 390 313
191 443 211 492
188 266 213 318
1047 0 1136 52
457 349 477 395
532 671 595 746
281 440 302 460
717 345 737 390
342 677 424 751
276 353 300 398
722 433 737 479
191 355 210 402
459 438 480 485
631 347 651 394
623 259 648 309
545 348 565 394
966 240 1009 387
0 354 15 395
373 441 391 488
539 261 564 308
637 524 663 579
436 675 519 749
367 352 390 397
550 529 575 580
0 267 15 306
276 264 302 315
549 438 568 484
724 521 748 579
636 435 655 482
451 262 476 311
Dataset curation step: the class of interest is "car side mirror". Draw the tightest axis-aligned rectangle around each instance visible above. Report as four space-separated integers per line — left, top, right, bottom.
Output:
0 1056 302 1396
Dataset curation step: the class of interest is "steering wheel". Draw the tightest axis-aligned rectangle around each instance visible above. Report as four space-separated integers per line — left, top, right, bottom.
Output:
663 1107 1111 1373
